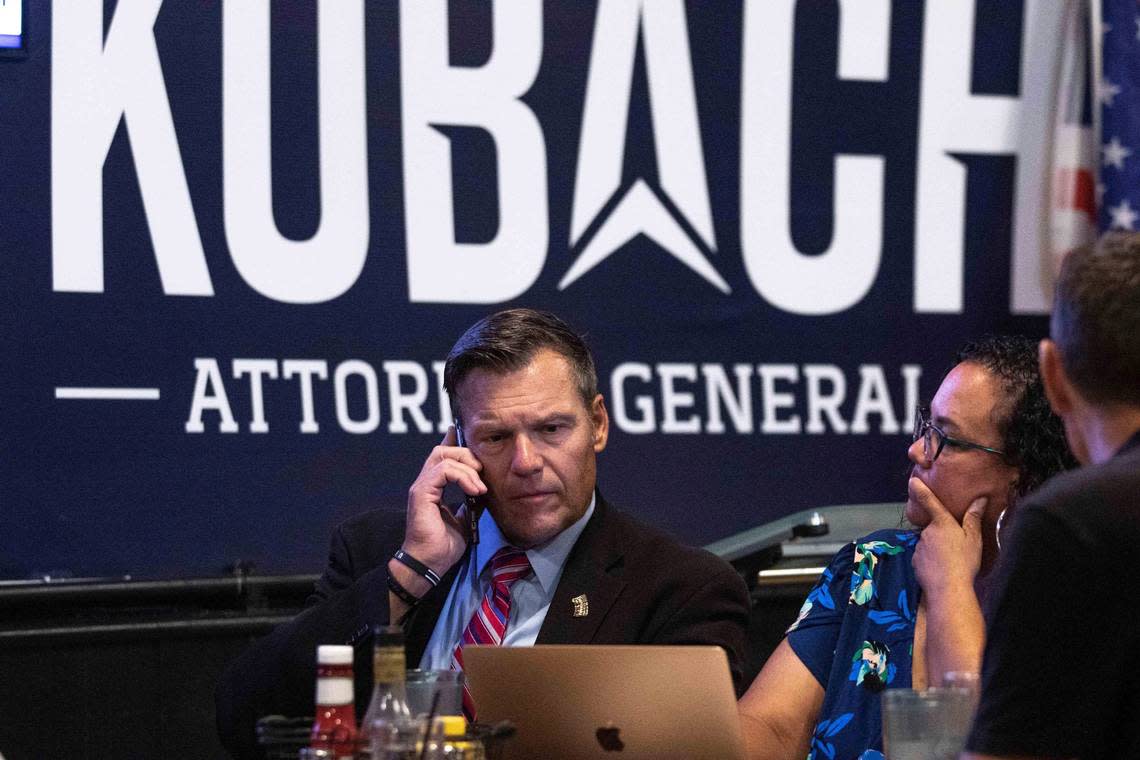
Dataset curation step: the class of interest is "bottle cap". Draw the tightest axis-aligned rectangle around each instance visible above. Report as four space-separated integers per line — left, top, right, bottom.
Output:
317 644 354 665
374 624 405 647
432 715 467 737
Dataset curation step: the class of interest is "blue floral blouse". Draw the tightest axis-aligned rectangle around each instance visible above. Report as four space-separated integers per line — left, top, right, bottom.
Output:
785 529 920 760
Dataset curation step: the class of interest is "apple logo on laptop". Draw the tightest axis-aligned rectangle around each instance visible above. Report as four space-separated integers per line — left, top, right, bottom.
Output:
596 725 625 752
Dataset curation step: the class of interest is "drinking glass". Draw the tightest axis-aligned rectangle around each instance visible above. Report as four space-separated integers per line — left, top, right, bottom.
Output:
405 670 464 719
881 687 974 760
369 715 425 760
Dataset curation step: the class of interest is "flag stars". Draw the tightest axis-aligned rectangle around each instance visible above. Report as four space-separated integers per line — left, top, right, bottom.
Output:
1102 137 1133 170
1109 199 1138 230
1100 12 1138 235
1100 77 1121 107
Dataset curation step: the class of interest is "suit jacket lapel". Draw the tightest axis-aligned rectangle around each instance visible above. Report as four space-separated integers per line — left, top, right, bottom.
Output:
536 494 627 645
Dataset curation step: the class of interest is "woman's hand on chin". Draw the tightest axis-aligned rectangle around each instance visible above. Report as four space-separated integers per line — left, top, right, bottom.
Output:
910 477 986 599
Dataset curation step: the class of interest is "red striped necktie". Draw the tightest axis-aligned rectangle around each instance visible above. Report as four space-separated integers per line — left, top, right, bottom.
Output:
451 545 532 722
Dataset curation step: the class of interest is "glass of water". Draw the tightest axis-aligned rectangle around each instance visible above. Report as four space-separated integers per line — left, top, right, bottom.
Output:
881 687 975 760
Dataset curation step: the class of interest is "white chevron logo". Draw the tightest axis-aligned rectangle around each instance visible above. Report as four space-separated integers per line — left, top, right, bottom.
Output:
560 0 729 295
560 180 729 293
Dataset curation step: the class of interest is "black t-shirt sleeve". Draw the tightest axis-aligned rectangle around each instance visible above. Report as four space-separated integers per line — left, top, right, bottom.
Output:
966 505 1111 757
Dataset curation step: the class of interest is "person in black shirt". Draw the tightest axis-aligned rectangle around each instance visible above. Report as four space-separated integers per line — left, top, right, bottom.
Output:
964 232 1140 759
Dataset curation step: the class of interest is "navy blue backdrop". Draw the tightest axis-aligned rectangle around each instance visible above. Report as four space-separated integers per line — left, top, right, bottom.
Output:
1 1 1074 579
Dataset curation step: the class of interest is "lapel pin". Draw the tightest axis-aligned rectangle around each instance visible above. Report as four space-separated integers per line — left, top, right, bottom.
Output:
571 593 589 618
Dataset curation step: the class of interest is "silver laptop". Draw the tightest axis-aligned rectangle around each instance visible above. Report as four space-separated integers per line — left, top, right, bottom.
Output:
463 645 746 760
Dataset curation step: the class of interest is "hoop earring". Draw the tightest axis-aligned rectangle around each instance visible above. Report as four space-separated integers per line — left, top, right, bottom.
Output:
996 508 1008 552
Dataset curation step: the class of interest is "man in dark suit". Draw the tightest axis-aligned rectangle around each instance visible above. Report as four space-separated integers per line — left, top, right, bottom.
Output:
964 233 1140 759
216 308 750 758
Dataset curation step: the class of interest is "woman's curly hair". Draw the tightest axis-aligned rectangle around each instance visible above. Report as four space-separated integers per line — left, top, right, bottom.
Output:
956 335 1078 503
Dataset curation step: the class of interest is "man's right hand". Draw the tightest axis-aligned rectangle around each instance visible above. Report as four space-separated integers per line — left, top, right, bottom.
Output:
398 425 487 583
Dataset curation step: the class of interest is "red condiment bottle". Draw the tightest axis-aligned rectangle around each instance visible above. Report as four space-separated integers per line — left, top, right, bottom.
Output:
311 644 358 759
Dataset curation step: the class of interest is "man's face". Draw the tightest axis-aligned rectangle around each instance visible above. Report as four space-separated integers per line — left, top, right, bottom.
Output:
905 361 1018 535
456 348 609 549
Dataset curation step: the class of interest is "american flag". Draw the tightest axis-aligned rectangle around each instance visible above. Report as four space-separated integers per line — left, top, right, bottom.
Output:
1099 0 1140 232
1049 1 1097 272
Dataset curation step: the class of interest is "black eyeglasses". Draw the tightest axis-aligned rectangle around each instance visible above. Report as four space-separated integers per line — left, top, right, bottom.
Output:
912 406 1005 462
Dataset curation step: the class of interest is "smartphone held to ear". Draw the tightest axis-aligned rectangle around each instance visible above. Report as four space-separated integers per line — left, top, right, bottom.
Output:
454 420 485 545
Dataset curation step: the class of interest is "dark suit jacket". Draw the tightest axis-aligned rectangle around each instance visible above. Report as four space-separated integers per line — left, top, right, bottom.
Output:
215 493 751 759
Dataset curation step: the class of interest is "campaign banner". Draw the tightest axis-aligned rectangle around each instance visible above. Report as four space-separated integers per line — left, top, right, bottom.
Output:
0 1 1081 579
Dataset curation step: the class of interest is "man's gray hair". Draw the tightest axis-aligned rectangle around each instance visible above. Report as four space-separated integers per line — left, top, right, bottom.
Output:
443 308 599 423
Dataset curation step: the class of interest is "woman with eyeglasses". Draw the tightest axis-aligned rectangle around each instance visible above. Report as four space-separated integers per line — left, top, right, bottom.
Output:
737 335 1076 760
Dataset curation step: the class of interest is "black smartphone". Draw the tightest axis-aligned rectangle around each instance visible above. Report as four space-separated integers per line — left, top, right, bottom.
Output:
453 419 485 545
